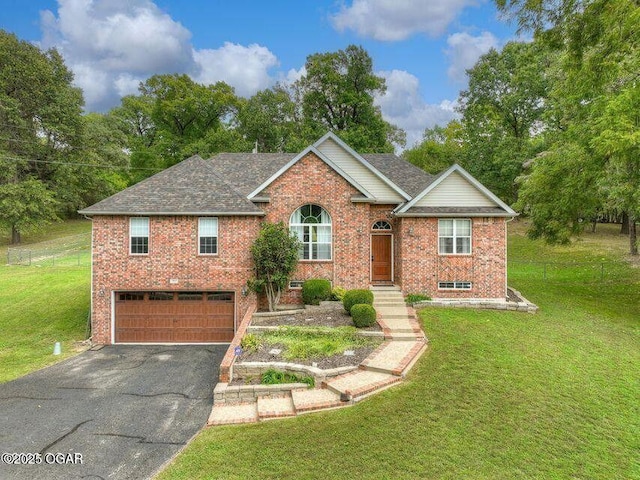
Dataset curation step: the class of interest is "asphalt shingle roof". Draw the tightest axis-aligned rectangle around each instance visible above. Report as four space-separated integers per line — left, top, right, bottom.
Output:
362 154 436 198
80 145 495 216
79 155 263 215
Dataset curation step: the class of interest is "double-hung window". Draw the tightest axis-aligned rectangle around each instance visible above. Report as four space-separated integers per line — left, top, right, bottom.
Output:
290 204 332 260
438 219 471 254
130 217 149 254
199 217 218 255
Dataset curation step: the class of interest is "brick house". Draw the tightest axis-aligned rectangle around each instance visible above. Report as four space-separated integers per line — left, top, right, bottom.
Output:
79 132 516 345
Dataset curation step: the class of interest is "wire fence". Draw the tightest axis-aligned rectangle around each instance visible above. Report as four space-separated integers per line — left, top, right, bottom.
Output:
508 261 623 283
6 233 91 267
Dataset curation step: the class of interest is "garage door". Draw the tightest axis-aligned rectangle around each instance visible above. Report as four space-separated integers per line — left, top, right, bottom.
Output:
115 291 234 343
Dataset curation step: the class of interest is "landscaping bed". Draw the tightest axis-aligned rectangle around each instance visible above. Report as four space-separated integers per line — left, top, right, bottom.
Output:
232 301 383 385
250 300 382 331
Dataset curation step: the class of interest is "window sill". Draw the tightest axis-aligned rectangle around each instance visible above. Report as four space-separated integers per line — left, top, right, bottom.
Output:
298 260 333 264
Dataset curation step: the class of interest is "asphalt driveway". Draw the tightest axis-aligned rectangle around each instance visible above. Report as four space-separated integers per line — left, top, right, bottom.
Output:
0 345 226 480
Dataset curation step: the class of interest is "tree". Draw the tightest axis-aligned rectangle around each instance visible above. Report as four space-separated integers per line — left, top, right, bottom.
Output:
236 86 299 152
457 41 549 203
403 121 466 174
296 45 404 152
0 179 58 243
496 0 640 254
249 222 300 312
0 30 84 242
110 74 243 182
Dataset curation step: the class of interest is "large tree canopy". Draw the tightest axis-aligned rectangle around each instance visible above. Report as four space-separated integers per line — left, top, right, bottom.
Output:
296 45 405 153
497 0 640 254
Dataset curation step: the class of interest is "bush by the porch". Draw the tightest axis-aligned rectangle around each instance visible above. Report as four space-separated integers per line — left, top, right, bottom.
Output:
343 289 374 314
350 304 377 328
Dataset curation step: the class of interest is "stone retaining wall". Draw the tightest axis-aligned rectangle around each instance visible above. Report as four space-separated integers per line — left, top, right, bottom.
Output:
214 382 311 404
413 287 538 313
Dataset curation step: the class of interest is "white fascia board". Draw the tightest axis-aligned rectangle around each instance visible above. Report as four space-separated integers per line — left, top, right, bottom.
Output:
395 211 519 218
247 144 374 200
397 164 517 215
313 132 412 201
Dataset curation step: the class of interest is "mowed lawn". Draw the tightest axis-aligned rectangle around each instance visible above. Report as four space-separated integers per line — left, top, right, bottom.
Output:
158 221 639 480
0 220 91 383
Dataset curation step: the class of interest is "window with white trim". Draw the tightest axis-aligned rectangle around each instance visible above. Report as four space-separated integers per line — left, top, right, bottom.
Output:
438 281 472 290
289 204 332 260
198 217 218 255
130 217 149 254
438 219 471 254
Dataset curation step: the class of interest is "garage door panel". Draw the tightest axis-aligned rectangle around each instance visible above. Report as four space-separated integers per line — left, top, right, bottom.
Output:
173 328 234 343
115 291 235 343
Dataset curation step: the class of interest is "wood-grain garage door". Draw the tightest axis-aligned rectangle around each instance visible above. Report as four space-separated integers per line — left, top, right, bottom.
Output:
115 292 234 343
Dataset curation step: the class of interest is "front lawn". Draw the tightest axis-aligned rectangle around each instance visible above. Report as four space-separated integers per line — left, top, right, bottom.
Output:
0 220 91 383
157 222 639 480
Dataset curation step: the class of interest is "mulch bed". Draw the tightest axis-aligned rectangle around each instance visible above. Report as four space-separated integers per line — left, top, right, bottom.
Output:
251 301 382 331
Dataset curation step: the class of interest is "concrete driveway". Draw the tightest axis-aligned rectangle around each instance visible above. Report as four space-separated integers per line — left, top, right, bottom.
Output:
0 345 226 480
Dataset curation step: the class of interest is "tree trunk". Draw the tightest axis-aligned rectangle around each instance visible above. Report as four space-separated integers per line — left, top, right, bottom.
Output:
629 215 638 256
621 211 629 234
591 219 597 233
11 225 21 244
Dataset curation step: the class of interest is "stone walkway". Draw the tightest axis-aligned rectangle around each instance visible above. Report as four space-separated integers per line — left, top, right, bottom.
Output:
208 286 427 426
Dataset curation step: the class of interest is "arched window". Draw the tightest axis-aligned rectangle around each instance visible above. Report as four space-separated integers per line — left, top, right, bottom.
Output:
290 204 332 260
372 220 392 231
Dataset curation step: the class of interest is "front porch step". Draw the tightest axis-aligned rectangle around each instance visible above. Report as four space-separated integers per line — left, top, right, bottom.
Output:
291 388 345 413
257 394 296 420
360 340 427 377
385 332 425 341
372 292 404 298
374 302 407 308
208 402 258 426
322 369 401 402
369 285 401 291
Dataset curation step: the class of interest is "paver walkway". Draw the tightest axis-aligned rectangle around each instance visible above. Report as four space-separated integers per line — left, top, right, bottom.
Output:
208 286 427 426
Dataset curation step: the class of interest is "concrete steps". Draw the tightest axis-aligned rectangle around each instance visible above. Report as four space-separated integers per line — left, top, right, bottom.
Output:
291 388 345 413
360 340 427 376
207 285 429 426
322 369 401 402
208 402 258 426
257 394 296 420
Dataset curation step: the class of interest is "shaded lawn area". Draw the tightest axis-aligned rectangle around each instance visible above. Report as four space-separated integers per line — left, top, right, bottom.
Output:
0 220 91 383
158 223 639 480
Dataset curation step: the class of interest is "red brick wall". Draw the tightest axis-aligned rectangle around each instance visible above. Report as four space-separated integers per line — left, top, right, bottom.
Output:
90 215 261 344
89 151 509 343
260 152 374 302
397 217 507 299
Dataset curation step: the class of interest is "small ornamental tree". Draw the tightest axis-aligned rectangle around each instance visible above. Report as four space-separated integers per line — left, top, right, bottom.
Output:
249 222 300 312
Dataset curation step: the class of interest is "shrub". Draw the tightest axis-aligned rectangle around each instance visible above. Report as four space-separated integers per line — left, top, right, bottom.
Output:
301 279 332 305
240 333 260 352
343 289 374 314
351 304 377 328
261 369 315 387
330 286 347 301
406 293 431 304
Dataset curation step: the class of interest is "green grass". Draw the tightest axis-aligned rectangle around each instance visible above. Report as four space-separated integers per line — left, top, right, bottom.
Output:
259 326 378 360
261 369 315 387
0 220 91 383
157 221 639 480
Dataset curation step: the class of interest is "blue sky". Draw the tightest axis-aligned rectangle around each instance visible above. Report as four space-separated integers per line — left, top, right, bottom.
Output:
0 0 518 147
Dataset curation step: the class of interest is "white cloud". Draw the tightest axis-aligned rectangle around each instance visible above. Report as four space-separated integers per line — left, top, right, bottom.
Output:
375 70 459 149
331 0 478 41
192 43 279 97
446 31 498 83
39 0 279 110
